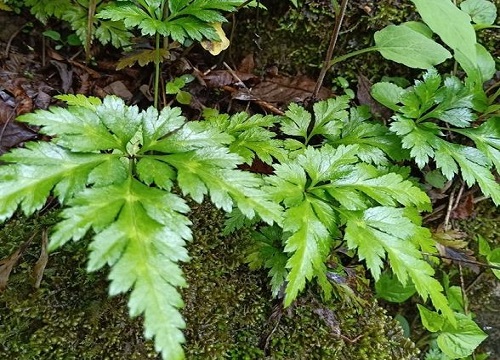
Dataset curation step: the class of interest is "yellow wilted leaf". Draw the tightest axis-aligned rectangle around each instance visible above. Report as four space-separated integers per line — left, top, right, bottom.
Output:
201 23 230 55
0 1 12 11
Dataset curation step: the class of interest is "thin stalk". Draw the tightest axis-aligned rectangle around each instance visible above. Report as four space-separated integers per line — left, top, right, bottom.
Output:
154 32 161 109
329 47 378 68
86 0 97 63
312 0 349 99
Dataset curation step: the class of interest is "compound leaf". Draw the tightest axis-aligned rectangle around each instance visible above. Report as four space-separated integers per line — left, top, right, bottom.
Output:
344 207 454 323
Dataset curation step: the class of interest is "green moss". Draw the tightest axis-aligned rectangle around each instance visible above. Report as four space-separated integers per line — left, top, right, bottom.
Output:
0 202 418 359
233 0 422 84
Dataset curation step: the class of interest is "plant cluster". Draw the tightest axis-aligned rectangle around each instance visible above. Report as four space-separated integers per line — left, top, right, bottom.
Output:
0 0 499 359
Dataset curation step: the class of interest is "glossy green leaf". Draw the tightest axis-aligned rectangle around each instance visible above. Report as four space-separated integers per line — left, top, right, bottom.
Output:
411 0 477 64
374 25 451 69
460 0 497 25
437 313 487 358
376 272 416 303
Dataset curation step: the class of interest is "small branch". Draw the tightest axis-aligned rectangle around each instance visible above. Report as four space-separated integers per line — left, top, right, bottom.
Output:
312 0 349 99
422 252 500 271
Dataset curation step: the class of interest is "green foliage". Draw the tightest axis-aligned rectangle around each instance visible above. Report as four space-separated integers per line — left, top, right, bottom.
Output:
375 271 417 303
373 70 500 205
0 95 281 360
98 0 243 43
20 0 132 48
165 74 195 105
373 23 452 69
418 306 487 359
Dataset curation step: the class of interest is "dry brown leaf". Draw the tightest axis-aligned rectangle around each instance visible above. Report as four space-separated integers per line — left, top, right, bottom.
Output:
50 60 74 93
356 74 392 120
238 54 255 73
103 81 133 101
32 230 49 289
0 236 34 292
203 70 258 88
233 74 332 105
0 99 37 154
451 193 475 220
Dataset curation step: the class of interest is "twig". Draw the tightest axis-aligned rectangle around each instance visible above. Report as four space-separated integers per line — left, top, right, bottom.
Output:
312 0 349 99
422 252 500 271
223 61 248 88
5 24 27 57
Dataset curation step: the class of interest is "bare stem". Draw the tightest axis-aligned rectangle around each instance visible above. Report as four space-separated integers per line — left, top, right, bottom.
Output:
312 0 349 99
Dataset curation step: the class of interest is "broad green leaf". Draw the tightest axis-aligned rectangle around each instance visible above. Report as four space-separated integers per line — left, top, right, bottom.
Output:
446 286 465 312
411 0 477 64
487 248 500 279
475 44 496 82
418 305 444 332
437 313 487 358
376 272 416 303
0 142 112 221
345 208 454 322
371 82 405 111
374 25 451 69
460 0 497 25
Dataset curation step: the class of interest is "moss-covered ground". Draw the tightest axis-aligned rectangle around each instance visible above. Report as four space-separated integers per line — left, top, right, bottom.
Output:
0 202 417 359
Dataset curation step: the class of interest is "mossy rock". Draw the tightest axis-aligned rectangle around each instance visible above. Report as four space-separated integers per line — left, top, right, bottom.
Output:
233 0 499 84
0 202 417 359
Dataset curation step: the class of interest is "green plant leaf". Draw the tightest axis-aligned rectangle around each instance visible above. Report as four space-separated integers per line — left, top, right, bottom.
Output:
437 313 487 358
374 25 452 69
455 117 500 172
371 82 405 111
247 225 288 297
328 106 407 164
206 112 286 165
375 272 416 303
282 198 333 306
460 0 497 25
161 148 283 225
411 0 477 64
345 208 454 322
487 248 500 279
0 142 113 221
81 179 191 360
418 304 444 332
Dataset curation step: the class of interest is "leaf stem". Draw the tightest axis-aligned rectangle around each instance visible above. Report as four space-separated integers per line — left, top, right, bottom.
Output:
329 46 379 68
154 32 161 109
312 0 349 99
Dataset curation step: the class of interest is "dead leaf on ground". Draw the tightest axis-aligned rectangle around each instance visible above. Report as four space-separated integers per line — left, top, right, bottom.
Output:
451 193 475 220
0 235 34 292
233 74 332 105
203 70 258 88
0 99 37 154
32 230 49 289
103 80 133 101
238 54 255 73
50 60 73 93
356 74 392 120
313 307 341 335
